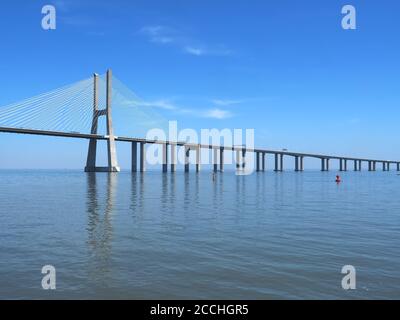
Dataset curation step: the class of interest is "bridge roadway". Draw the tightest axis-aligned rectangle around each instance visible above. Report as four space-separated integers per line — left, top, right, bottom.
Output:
1 126 399 171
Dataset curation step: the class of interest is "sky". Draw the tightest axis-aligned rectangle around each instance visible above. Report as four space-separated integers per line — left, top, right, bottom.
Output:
0 0 399 169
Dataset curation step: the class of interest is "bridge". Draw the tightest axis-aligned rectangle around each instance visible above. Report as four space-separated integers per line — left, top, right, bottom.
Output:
0 69 398 173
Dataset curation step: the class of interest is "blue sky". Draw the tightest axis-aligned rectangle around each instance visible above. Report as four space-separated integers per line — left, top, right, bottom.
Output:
0 0 399 169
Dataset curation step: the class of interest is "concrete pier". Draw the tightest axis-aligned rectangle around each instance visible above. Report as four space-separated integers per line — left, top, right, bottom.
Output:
131 142 137 172
196 146 201 172
279 154 283 172
354 160 358 171
162 143 168 173
213 148 218 173
235 148 247 172
170 144 176 172
236 149 241 171
321 158 326 171
185 146 190 172
295 156 299 172
262 153 266 171
274 154 279 172
397 163 400 172
300 156 304 171
256 152 261 172
140 142 146 172
220 147 224 172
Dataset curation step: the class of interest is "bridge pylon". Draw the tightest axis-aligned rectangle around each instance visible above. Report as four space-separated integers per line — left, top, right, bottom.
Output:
85 69 120 172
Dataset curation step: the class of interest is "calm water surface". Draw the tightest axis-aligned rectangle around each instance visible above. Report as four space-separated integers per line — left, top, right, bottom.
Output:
0 170 399 299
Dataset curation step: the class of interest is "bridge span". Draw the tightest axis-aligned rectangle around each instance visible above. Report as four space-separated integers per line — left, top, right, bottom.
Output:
1 125 398 173
0 69 398 173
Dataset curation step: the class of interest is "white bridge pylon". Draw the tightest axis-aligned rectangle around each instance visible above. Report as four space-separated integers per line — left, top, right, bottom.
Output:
85 70 120 172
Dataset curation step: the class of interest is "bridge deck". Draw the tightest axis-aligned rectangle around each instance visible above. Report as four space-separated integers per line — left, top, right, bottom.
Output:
0 126 397 164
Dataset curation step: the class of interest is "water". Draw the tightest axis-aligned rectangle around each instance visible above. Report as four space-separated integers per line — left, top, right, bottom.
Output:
0 170 399 299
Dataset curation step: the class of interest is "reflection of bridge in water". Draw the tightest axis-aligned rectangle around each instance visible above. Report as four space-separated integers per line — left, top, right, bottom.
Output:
86 173 116 282
0 69 398 173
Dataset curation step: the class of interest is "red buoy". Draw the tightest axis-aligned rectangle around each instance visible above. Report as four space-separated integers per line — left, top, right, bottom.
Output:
335 175 341 183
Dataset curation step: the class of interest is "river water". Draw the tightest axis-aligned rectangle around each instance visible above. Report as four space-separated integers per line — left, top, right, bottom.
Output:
0 170 399 299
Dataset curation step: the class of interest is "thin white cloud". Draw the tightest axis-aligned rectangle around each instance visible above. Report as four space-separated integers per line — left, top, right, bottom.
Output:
140 26 176 44
129 98 233 120
119 99 177 110
184 46 205 56
184 46 232 57
140 25 232 57
145 100 234 120
201 108 233 119
140 100 177 110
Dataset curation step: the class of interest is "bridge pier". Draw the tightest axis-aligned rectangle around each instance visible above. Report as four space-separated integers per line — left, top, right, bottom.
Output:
213 148 218 173
321 158 326 171
354 160 358 171
295 156 299 172
236 148 247 172
196 146 201 172
387 162 390 171
273 153 284 172
162 143 168 173
256 152 261 172
185 146 190 172
236 149 241 171
339 159 343 171
171 144 176 172
300 156 304 171
220 147 224 172
397 163 400 172
262 153 266 171
140 142 146 172
243 149 247 170
131 142 137 172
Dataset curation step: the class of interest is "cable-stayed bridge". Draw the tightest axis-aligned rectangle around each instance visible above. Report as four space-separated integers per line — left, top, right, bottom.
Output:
0 70 399 173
